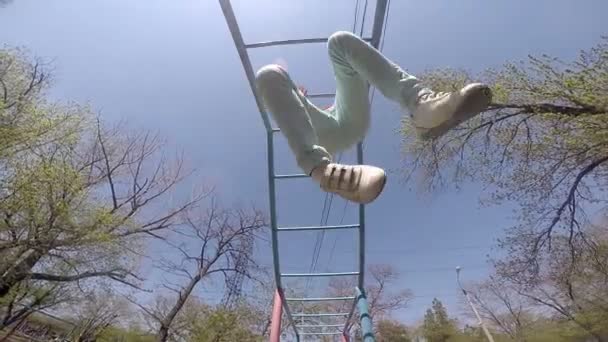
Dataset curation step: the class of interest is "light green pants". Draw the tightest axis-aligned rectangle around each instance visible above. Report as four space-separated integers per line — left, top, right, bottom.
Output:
256 31 430 174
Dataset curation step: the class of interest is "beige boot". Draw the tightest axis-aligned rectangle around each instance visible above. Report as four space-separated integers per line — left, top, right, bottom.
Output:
413 83 492 140
311 163 387 204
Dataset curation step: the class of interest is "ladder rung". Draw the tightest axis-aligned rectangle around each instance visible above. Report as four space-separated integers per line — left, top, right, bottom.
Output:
293 313 349 317
286 296 356 302
308 92 335 99
274 173 308 179
297 324 344 328
281 271 359 277
245 37 372 49
277 224 359 232
300 332 344 335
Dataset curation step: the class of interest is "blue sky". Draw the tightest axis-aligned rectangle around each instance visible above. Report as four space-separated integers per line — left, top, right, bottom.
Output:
1 0 607 326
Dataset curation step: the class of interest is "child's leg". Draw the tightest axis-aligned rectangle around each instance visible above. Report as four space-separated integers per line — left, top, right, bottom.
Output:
327 31 491 139
255 65 338 175
256 64 386 205
328 31 427 125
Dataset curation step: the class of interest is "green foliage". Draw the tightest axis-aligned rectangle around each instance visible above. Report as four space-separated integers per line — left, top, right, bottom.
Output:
1 46 200 327
402 37 608 264
403 36 608 341
422 298 458 342
97 327 156 342
376 319 411 342
189 308 262 342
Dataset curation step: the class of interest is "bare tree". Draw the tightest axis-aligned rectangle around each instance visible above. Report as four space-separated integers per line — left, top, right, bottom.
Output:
67 290 130 342
129 198 266 342
326 265 412 319
0 48 205 322
0 119 204 297
0 281 71 336
494 225 608 341
402 37 608 277
464 277 533 341
306 264 413 339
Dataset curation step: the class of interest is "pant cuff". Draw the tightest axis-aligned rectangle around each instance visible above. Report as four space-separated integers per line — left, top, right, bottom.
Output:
297 145 332 175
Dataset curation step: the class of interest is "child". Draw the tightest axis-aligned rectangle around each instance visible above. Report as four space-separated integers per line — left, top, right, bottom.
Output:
256 31 492 204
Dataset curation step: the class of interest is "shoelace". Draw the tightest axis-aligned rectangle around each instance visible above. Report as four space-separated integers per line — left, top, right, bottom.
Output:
419 91 449 101
326 165 358 191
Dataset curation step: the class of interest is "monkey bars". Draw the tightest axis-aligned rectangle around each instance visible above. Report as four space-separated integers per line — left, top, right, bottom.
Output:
219 1 389 340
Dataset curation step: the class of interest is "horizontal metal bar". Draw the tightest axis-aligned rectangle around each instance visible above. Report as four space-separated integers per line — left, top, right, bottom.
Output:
282 271 359 278
218 0 272 131
286 296 356 302
293 313 349 317
274 173 308 179
277 224 359 232
307 92 335 99
300 332 344 335
297 324 344 328
245 37 372 49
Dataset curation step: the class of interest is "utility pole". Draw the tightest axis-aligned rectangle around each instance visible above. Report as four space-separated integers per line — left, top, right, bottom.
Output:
456 266 495 342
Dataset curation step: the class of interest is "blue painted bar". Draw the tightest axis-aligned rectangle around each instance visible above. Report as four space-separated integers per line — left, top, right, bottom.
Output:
281 271 359 278
357 143 365 292
218 0 272 132
293 313 349 317
308 92 336 99
217 1 299 339
219 1 389 340
343 6 389 339
370 0 389 48
356 287 375 342
245 37 372 49
278 223 359 232
296 324 344 328
286 296 356 302
274 173 308 179
300 332 344 336
344 2 388 337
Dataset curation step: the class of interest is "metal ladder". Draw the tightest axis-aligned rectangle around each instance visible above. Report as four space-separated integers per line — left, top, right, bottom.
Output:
219 1 388 340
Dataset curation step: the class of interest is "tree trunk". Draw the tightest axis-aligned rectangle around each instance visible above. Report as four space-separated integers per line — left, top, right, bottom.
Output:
155 274 202 342
0 248 44 297
156 325 170 342
0 312 31 342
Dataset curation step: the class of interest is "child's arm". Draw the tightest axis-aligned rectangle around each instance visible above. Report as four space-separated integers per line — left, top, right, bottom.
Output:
297 85 333 110
297 85 308 96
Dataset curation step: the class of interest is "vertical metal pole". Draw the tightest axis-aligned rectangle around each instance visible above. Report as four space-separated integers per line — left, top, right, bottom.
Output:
270 289 283 342
268 132 299 340
218 0 272 131
346 0 388 338
370 0 388 48
356 287 375 342
456 267 495 342
217 1 299 339
357 144 365 291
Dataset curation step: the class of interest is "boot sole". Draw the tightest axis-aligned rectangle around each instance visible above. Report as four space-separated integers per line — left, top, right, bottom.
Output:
333 171 387 204
359 171 387 205
369 171 387 204
420 86 492 140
